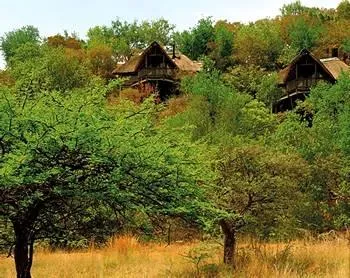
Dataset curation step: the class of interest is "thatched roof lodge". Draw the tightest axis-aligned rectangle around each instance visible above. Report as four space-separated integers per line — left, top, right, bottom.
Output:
275 49 349 112
112 41 201 99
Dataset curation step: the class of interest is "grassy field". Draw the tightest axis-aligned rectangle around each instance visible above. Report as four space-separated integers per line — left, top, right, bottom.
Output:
0 235 349 277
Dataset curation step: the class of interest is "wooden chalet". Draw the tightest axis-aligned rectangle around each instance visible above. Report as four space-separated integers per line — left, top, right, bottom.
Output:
112 41 201 100
274 49 349 112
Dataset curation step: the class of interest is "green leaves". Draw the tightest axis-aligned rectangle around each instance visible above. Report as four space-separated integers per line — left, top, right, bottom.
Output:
212 144 308 238
10 45 91 95
0 81 212 252
0 25 40 64
288 17 323 51
174 17 215 60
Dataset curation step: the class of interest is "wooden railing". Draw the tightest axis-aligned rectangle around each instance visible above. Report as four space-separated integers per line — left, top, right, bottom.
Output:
286 78 320 93
138 68 177 79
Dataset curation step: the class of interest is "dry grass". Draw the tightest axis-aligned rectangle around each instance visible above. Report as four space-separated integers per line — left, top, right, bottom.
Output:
159 96 189 119
0 235 349 278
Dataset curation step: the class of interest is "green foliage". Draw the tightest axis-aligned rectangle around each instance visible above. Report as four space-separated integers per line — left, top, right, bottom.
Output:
1 3 350 274
223 66 282 110
10 45 90 95
87 18 175 62
281 1 336 21
0 82 213 276
174 17 215 60
214 23 234 58
280 1 306 16
223 65 266 96
288 17 323 51
337 0 350 20
234 20 283 69
342 38 350 53
277 44 299 67
112 18 175 48
87 26 117 49
0 25 40 65
270 74 350 231
256 72 283 110
178 71 277 144
214 145 308 238
208 21 235 69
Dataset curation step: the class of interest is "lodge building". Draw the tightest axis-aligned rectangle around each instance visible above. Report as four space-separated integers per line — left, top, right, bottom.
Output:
112 41 201 100
275 49 349 112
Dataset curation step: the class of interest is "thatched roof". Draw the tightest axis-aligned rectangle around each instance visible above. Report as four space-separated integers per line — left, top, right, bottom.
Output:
278 49 349 85
320 57 349 80
112 55 141 74
113 54 143 74
278 49 333 85
113 41 201 75
278 66 292 85
173 54 202 72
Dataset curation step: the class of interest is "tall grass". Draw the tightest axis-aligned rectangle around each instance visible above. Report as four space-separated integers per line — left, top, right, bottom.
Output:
0 235 349 277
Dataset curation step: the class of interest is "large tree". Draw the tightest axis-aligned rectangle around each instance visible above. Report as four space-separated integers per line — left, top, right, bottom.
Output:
174 17 215 60
0 82 210 278
214 145 308 266
0 26 40 65
337 0 350 20
9 44 90 95
234 19 283 69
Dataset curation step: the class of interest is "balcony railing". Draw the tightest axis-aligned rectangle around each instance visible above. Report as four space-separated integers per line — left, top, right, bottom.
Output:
286 78 320 93
138 68 177 79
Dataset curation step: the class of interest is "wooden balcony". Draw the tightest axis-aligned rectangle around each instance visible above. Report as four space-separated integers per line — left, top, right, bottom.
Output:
138 68 177 80
286 78 320 93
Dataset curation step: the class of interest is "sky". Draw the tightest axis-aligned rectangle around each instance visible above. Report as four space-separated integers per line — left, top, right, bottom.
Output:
0 0 341 69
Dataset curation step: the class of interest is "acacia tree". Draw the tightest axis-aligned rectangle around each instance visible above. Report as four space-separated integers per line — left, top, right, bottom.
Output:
0 83 211 278
213 145 308 266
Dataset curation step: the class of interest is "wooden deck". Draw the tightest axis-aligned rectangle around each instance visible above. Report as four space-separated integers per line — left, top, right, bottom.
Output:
138 68 177 79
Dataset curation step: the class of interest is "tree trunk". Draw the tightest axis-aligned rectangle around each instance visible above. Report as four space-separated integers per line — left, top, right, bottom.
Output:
220 220 236 267
13 224 34 278
223 230 236 265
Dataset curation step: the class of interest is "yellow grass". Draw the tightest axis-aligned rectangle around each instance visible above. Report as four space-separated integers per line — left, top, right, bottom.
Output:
0 235 349 278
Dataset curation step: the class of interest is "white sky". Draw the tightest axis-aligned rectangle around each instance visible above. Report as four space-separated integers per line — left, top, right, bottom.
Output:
0 0 341 69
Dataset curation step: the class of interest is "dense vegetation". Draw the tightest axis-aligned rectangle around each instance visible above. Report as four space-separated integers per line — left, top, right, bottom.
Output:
0 1 350 277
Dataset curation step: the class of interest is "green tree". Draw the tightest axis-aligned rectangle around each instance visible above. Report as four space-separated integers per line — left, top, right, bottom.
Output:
234 19 283 69
87 25 131 61
256 72 283 111
0 83 211 277
175 17 215 60
213 22 234 58
223 65 266 97
88 18 175 62
208 21 235 70
337 0 350 20
288 17 323 51
87 26 116 48
10 45 90 95
0 26 40 65
86 44 115 79
271 75 350 231
214 145 308 265
111 18 175 50
280 0 306 16
47 34 82 49
280 1 335 20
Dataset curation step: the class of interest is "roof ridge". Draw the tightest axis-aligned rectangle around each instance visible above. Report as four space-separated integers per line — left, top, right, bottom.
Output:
320 57 340 62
